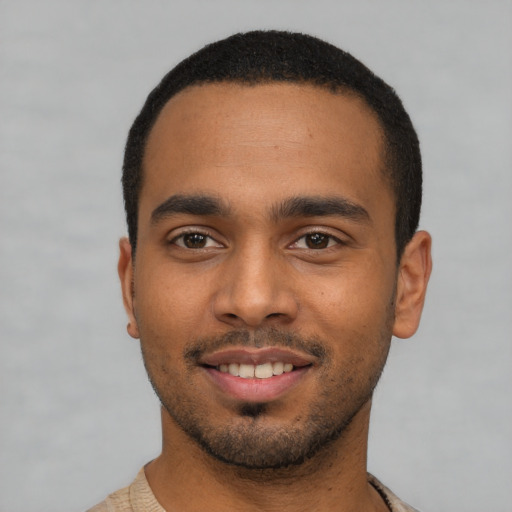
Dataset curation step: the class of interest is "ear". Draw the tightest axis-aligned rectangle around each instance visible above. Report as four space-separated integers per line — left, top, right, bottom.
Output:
393 230 432 339
118 237 140 339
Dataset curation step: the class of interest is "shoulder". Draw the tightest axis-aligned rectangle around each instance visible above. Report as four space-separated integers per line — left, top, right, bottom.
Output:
368 474 422 512
86 483 131 512
86 467 163 512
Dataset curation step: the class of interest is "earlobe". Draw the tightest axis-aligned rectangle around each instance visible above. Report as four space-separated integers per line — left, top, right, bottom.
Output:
392 230 432 339
118 237 140 339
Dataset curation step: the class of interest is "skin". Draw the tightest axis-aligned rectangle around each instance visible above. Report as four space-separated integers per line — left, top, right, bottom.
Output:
118 83 432 511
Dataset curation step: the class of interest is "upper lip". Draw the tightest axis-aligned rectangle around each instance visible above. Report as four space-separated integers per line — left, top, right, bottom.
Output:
200 347 315 367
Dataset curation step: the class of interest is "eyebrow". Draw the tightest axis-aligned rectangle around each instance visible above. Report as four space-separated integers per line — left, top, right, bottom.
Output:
150 193 370 225
151 194 230 224
272 196 370 223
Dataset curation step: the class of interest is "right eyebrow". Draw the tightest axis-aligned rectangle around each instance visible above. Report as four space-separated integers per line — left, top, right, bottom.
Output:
272 195 370 223
150 194 230 225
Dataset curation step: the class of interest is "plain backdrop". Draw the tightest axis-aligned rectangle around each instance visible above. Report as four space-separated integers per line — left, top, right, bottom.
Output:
1 1 511 511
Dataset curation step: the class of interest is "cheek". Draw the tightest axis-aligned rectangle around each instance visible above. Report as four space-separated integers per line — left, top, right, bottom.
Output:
136 251 209 310
299 264 396 356
133 267 201 349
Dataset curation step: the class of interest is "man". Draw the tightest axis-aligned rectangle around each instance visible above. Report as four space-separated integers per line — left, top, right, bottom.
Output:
89 30 432 512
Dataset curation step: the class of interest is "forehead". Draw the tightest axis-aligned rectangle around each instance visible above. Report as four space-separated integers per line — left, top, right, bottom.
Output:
141 82 391 219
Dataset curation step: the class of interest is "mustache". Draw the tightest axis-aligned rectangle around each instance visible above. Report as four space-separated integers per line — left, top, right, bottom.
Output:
184 327 329 364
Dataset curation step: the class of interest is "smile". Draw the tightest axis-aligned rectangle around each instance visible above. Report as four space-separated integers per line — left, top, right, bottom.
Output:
217 361 294 379
200 348 314 402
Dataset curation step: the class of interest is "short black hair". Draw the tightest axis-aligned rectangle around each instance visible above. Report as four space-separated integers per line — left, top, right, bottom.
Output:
123 30 422 258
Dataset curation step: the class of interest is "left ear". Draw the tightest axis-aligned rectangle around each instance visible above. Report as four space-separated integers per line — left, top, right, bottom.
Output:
393 230 432 339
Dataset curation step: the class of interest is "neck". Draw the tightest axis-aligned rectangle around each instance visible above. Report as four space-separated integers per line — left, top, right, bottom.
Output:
145 400 388 512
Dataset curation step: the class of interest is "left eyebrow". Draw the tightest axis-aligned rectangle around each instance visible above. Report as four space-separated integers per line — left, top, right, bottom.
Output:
150 194 230 225
271 196 370 223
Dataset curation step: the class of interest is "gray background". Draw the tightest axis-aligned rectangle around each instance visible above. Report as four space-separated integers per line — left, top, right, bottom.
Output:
1 1 511 511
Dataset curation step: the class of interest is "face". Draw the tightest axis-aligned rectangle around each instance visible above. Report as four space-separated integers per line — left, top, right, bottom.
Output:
119 83 428 469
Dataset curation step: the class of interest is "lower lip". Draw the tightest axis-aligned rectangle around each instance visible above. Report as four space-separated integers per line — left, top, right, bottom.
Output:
204 366 310 402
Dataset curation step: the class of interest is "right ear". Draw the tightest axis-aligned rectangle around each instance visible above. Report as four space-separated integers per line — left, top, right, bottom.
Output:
118 237 140 339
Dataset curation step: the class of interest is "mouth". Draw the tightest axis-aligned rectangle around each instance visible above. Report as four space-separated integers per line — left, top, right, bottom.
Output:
199 348 314 403
216 361 295 379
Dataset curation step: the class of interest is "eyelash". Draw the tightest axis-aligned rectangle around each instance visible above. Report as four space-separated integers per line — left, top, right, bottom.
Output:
169 229 222 249
292 231 344 250
169 229 344 251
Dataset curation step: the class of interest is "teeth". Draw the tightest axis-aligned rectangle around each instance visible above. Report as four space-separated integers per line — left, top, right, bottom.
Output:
255 362 273 378
228 363 239 377
218 361 295 379
239 364 255 378
273 361 284 375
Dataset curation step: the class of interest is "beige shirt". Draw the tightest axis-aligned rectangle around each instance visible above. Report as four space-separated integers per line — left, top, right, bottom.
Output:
87 468 420 512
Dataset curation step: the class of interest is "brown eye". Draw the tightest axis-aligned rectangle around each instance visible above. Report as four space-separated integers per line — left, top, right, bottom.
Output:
172 231 223 249
304 233 330 249
182 233 208 248
292 232 340 250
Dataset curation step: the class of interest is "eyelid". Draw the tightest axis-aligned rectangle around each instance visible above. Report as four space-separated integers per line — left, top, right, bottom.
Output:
168 227 224 248
289 228 347 249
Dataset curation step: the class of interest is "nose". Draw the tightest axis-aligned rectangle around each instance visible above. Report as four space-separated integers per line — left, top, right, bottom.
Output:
212 243 299 328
